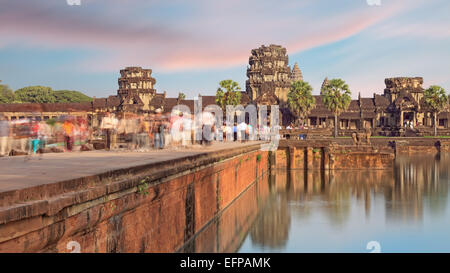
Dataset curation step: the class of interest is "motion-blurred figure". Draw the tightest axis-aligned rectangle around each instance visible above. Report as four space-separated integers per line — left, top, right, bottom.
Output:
152 109 165 149
0 114 11 157
63 117 74 152
100 112 118 151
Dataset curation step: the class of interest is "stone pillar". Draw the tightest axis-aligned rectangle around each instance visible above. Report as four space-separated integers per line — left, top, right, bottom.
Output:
288 146 296 169
269 150 276 171
306 147 313 170
400 111 404 127
323 147 330 170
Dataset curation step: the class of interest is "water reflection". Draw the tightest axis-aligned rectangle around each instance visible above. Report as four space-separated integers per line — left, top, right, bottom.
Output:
181 153 450 252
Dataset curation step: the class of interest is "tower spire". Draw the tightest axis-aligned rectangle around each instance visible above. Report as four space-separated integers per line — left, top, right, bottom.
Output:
290 62 303 82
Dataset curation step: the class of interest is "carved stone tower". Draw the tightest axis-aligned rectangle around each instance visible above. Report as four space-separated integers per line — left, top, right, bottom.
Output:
290 62 303 82
117 67 156 111
321 77 329 93
245 44 292 104
383 77 424 104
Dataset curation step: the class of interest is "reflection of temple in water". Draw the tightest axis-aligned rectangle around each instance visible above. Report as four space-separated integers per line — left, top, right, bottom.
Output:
179 153 450 252
272 152 449 224
386 153 449 222
250 194 291 248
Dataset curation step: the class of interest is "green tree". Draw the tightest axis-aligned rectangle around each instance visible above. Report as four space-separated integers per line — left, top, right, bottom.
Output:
177 92 186 101
287 80 316 126
14 86 56 103
53 90 92 103
424 85 448 136
12 86 91 103
0 84 15 103
215 79 242 111
321 78 352 138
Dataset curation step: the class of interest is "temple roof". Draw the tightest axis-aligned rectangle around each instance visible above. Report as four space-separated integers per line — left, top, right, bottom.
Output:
374 94 390 107
309 96 333 117
0 102 93 113
360 98 375 110
348 100 360 111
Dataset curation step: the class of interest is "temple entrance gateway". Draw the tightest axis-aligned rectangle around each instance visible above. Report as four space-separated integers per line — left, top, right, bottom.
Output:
402 112 415 126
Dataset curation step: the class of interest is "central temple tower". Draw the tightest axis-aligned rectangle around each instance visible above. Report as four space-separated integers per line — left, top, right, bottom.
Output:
245 44 292 104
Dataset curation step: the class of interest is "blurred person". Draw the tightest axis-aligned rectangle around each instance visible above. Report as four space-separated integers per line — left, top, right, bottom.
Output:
23 118 40 160
152 109 165 149
72 118 81 150
181 113 193 148
223 123 231 142
201 111 214 146
12 118 30 153
143 115 152 151
38 120 51 153
126 115 139 151
62 117 74 152
171 111 183 148
248 123 253 141
0 114 11 157
136 116 147 151
237 120 247 143
100 112 118 151
78 117 89 146
116 115 126 150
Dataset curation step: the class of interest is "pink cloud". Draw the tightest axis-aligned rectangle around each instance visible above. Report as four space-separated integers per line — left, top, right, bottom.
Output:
0 0 426 72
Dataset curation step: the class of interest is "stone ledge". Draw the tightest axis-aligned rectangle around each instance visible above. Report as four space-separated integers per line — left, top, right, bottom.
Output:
0 144 263 225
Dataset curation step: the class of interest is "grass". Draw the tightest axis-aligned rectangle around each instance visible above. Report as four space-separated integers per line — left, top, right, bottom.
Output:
424 136 450 138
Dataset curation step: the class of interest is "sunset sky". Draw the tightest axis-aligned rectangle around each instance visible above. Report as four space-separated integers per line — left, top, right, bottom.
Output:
0 0 449 99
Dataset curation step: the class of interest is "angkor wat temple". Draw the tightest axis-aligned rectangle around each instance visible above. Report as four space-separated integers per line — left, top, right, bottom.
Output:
1 44 449 136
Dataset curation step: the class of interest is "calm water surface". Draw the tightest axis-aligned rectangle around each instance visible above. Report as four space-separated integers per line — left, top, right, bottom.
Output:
183 153 450 253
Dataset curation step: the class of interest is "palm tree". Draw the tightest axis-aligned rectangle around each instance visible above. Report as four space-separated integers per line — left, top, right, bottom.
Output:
424 85 448 136
321 78 352 138
177 92 186 101
287 81 316 126
215 79 242 111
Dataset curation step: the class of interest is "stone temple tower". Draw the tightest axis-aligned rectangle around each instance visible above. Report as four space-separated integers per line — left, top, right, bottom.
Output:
117 67 156 111
245 44 292 104
290 62 303 82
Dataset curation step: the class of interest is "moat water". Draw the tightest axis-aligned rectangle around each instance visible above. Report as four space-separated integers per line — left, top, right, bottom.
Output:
182 152 450 253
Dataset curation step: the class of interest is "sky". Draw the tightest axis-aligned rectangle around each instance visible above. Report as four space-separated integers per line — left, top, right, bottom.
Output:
0 0 449 99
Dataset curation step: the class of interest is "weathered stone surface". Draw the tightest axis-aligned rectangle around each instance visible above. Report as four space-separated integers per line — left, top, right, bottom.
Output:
246 44 292 104
0 145 268 253
275 142 395 170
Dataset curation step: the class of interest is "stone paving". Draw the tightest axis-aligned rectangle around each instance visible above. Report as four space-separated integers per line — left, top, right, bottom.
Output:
0 141 264 194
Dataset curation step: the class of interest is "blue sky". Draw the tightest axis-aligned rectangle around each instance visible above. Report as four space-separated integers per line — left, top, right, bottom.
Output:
0 0 449 99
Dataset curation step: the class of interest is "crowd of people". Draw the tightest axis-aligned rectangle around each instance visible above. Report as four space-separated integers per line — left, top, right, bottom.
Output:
98 109 271 152
0 110 273 157
0 114 90 158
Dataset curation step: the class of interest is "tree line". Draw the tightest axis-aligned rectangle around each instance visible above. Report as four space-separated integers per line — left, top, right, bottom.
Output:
0 84 92 104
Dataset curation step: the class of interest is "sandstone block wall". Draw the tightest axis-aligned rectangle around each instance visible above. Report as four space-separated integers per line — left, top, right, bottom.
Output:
0 148 268 253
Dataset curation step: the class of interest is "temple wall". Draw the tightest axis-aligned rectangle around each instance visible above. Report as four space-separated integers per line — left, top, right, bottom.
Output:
274 145 394 170
0 146 268 253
